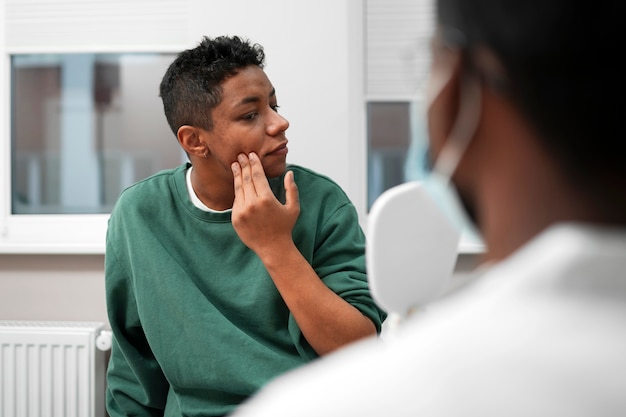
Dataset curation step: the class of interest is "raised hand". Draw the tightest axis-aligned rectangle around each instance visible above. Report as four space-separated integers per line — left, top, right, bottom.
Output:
232 152 376 355
231 152 300 259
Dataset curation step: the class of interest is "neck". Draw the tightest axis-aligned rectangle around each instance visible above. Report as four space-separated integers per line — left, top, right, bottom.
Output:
190 163 235 211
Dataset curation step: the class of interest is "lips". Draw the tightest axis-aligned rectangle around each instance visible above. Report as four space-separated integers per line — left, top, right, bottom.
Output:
268 141 288 156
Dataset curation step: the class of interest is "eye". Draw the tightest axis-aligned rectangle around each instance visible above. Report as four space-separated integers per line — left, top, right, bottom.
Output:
242 112 258 120
270 104 280 112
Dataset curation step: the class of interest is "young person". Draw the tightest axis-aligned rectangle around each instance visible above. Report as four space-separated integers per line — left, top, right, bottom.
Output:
232 1 626 415
104 35 386 417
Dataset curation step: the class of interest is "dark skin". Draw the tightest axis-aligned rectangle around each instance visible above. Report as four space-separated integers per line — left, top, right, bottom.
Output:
177 65 376 355
427 29 608 263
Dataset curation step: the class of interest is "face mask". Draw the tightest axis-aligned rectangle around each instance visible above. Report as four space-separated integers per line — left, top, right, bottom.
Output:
422 65 483 241
405 56 483 241
367 61 483 318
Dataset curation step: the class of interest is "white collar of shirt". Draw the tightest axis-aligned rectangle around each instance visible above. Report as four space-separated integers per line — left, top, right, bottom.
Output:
186 165 232 213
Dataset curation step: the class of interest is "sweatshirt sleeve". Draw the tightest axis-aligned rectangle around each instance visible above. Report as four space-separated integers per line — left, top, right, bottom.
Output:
312 202 387 330
105 220 170 416
288 198 387 360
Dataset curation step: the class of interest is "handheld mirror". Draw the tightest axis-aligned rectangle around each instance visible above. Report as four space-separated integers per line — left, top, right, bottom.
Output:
367 181 461 317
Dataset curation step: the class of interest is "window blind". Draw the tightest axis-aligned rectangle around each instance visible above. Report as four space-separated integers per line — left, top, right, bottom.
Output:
366 0 435 100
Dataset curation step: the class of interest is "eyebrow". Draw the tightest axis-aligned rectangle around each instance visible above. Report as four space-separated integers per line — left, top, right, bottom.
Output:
237 87 276 106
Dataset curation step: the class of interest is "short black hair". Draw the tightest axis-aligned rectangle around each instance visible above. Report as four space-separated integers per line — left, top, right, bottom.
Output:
437 0 624 215
159 35 265 134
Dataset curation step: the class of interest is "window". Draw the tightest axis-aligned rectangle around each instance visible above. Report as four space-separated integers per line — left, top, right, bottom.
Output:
11 53 182 215
0 0 191 253
365 0 435 208
1 52 182 252
365 0 483 251
368 102 416 208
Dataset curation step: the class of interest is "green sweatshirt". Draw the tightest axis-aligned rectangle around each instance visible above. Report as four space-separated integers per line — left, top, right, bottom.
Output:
105 163 386 416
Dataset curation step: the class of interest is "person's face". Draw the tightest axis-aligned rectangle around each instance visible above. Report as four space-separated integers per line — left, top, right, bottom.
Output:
201 65 290 179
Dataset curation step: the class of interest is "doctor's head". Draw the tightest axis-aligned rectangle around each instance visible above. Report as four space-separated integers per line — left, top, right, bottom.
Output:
426 0 625 260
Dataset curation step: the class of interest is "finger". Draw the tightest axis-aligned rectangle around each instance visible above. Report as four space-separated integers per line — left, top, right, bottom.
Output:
237 153 258 198
248 152 272 197
231 161 244 204
284 170 300 212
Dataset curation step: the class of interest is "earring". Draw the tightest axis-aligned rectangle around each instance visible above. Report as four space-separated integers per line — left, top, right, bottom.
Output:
204 151 208 158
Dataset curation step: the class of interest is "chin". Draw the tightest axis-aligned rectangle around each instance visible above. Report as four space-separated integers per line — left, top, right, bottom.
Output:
263 161 287 179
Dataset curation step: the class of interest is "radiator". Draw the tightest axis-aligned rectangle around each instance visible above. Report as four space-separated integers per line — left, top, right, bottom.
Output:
0 321 112 417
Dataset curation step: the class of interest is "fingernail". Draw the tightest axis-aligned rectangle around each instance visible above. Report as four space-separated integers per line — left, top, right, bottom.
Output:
248 152 256 160
231 162 239 173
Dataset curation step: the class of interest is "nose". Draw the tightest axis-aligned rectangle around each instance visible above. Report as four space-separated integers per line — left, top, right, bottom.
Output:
267 111 289 136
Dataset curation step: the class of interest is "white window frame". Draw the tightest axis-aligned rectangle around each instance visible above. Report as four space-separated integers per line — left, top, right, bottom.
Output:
0 0 189 253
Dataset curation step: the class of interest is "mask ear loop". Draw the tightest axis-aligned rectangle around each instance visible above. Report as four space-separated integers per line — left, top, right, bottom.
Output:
431 59 483 185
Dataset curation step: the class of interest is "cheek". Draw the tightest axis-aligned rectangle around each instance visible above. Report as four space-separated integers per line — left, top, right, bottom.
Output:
427 95 449 161
228 128 266 156
425 50 459 161
426 76 459 162
215 132 250 161
212 139 239 165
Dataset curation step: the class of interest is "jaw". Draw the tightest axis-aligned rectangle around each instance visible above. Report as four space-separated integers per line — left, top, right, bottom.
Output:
261 156 288 178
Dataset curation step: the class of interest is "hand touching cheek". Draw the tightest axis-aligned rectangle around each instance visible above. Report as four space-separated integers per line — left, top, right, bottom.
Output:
231 152 300 259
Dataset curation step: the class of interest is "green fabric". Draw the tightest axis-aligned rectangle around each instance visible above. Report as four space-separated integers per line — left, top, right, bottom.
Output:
105 163 386 417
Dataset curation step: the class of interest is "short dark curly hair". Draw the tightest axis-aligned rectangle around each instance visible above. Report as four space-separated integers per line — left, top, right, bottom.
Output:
159 35 265 134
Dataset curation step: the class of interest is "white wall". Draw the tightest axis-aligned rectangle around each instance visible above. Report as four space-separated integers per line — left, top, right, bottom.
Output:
0 255 109 323
0 254 479 327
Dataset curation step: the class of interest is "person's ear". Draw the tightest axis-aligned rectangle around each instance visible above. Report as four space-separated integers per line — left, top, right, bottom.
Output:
472 47 508 94
177 125 208 159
